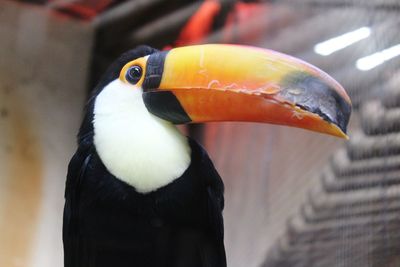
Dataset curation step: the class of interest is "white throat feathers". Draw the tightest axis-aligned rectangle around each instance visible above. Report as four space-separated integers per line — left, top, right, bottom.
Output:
93 79 191 193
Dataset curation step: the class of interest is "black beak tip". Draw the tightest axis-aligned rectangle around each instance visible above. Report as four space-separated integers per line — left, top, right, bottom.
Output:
279 71 352 134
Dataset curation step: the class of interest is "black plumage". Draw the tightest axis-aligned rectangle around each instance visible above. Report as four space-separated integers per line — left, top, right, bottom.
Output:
63 46 226 267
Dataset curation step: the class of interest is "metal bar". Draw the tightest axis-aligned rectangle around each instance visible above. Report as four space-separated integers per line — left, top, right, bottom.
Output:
273 0 400 9
322 167 400 192
118 2 202 50
331 148 400 176
347 130 400 159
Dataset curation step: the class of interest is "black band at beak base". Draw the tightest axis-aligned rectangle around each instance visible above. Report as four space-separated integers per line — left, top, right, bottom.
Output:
142 51 169 91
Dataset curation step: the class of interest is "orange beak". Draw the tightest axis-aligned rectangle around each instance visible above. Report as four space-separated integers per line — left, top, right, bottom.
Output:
139 44 351 138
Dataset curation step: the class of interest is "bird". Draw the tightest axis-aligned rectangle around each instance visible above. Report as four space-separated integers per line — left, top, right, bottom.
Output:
63 44 351 267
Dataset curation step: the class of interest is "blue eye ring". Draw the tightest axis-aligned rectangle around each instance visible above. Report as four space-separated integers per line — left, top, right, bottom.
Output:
126 65 143 84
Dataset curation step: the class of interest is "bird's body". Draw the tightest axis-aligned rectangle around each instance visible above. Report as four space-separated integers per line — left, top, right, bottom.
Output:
64 47 226 265
63 44 351 267
64 136 225 267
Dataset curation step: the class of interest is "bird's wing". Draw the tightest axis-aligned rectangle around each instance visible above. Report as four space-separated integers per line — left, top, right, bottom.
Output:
190 139 227 267
63 138 92 267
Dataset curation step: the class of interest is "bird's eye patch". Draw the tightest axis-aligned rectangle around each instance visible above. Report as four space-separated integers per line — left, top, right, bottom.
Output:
126 66 143 85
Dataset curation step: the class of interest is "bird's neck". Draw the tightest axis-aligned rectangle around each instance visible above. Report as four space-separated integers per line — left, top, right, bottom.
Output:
93 80 191 193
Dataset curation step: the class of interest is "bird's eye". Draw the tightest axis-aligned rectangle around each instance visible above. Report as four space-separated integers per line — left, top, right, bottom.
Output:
126 66 143 85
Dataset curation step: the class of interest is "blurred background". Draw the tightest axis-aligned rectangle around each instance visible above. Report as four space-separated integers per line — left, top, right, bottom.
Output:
1 0 400 266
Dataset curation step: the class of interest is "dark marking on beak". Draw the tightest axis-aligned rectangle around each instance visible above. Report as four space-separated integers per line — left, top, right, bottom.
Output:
143 91 191 124
279 72 351 134
142 51 169 91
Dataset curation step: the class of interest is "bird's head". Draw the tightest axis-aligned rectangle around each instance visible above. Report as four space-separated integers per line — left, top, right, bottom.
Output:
86 44 352 192
101 44 351 138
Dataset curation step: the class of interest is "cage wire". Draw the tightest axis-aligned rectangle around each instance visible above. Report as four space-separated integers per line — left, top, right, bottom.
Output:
256 7 400 266
1 0 400 267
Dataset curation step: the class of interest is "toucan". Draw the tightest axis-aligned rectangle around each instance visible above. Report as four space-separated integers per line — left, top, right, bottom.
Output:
63 44 351 267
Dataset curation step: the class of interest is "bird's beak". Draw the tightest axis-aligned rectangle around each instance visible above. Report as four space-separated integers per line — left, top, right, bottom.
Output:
141 44 352 138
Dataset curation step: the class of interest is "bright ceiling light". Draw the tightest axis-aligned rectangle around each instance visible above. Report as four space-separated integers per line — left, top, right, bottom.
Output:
356 44 400 71
314 27 371 56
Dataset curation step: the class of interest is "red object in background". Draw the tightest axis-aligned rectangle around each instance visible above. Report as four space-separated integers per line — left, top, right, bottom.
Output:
48 0 121 20
174 0 221 46
223 1 269 44
170 0 269 48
